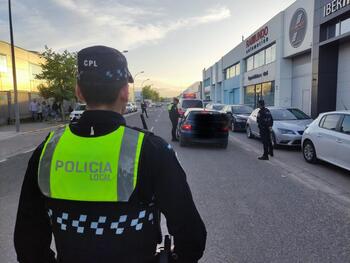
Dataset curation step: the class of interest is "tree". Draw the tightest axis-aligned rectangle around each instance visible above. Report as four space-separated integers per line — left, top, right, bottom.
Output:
141 85 160 102
35 46 77 120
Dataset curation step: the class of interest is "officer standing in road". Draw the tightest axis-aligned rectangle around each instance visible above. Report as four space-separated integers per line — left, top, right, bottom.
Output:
257 99 274 160
141 100 148 118
168 98 180 142
14 46 206 263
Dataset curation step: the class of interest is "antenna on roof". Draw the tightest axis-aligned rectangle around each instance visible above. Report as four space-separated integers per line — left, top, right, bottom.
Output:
242 35 245 41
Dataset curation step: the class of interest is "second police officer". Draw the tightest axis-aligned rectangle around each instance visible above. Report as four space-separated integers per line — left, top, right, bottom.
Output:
14 46 206 263
257 99 274 160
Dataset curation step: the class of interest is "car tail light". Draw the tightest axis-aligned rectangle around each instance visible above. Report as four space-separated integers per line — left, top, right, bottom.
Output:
181 124 192 131
221 127 229 132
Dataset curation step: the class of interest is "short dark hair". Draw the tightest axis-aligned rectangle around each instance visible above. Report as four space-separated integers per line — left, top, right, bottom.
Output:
78 80 127 106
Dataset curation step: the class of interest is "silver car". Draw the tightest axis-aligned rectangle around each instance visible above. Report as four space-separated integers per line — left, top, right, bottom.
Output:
246 107 313 147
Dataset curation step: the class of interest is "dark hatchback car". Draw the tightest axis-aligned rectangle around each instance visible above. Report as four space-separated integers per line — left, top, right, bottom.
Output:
178 99 203 116
177 108 230 148
222 105 254 132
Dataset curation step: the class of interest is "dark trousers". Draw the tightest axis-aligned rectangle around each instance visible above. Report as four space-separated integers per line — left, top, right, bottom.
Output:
142 108 148 118
171 119 178 140
260 128 273 157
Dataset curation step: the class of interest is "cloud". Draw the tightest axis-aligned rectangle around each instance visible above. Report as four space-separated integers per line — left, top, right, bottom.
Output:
0 0 230 51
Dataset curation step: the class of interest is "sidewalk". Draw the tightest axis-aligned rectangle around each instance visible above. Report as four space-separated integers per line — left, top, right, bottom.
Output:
0 121 64 161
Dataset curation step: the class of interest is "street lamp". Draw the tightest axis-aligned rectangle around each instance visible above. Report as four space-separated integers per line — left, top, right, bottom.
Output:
141 78 150 88
8 0 20 132
133 71 144 102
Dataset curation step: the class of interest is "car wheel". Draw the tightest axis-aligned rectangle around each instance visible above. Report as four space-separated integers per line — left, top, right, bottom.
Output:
246 125 253 139
303 140 318 163
231 121 236 132
179 136 187 147
220 141 228 149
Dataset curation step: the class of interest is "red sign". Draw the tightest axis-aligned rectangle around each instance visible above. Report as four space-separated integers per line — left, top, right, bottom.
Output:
246 26 269 48
183 93 196 99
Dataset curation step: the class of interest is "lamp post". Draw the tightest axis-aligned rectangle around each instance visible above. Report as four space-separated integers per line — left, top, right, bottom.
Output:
141 78 150 88
133 71 144 102
8 0 20 132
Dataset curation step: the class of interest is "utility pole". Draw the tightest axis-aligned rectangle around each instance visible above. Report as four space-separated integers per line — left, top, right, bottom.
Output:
8 0 20 132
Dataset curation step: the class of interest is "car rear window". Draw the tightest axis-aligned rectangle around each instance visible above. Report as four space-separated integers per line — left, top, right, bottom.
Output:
75 105 86 111
181 100 203 109
320 114 342 130
188 111 228 123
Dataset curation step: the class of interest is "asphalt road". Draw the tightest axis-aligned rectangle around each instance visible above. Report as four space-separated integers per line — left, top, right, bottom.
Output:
1 107 350 262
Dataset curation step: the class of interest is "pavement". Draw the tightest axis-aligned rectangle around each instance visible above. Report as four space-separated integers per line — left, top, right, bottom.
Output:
1 107 350 262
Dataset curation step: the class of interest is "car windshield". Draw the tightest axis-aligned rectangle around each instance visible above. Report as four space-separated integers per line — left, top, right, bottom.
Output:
212 104 225 111
182 100 203 109
270 108 311 121
231 105 253 114
75 104 86 111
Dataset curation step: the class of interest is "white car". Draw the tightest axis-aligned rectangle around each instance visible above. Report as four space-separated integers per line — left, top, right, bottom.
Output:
69 104 86 122
302 111 350 171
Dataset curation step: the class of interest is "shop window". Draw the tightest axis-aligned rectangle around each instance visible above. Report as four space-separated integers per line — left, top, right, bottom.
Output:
254 50 265 69
244 81 275 108
204 78 210 87
265 44 276 64
247 56 254 71
235 63 240 75
341 18 350 35
0 55 7 73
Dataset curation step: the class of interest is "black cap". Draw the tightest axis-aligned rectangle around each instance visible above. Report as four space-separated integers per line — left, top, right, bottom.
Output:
258 99 265 107
77 46 133 84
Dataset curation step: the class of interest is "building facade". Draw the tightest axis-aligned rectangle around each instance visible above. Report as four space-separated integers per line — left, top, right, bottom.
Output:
203 0 317 116
0 41 44 124
312 0 350 116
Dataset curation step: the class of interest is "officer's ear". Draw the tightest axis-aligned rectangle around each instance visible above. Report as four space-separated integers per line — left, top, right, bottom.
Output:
118 83 129 103
75 85 86 103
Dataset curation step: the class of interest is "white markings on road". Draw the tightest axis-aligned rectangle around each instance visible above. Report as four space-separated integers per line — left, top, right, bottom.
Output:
22 147 37 154
0 159 7 163
150 127 154 132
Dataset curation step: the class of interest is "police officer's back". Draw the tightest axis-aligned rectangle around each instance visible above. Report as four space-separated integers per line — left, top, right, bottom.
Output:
14 46 206 263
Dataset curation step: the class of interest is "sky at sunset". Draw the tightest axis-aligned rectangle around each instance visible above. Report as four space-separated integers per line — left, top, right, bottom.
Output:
0 0 296 96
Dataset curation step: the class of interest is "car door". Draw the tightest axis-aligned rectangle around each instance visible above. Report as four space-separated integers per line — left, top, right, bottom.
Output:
316 114 343 163
250 109 260 136
336 114 350 170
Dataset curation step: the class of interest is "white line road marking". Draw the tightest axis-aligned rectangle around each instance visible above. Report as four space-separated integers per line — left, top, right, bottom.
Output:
0 159 7 163
22 147 37 154
150 127 154 132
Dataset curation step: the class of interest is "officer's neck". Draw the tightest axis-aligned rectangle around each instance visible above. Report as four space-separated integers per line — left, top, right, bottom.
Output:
86 103 124 115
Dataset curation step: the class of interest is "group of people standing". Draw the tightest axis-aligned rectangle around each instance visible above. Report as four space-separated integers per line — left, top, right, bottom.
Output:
29 99 62 122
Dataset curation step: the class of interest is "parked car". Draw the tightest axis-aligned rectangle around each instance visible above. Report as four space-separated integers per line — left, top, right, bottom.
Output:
130 102 138 112
302 111 350 171
222 105 254 132
205 103 225 111
155 102 162 107
246 107 313 147
178 99 203 117
177 108 229 148
69 103 86 122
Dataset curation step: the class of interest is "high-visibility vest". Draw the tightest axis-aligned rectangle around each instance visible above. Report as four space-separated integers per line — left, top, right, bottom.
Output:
38 125 145 202
167 103 173 112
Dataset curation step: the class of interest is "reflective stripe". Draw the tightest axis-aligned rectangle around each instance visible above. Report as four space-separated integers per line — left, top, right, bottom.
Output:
118 128 144 201
38 126 66 196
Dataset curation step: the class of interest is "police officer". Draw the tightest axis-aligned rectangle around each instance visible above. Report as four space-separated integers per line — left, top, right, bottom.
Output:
168 98 180 142
14 46 206 263
257 99 274 160
141 100 148 118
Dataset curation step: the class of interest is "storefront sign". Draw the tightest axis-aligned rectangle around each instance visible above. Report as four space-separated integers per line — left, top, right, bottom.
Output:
289 8 307 48
247 71 268 81
324 0 350 17
246 27 269 54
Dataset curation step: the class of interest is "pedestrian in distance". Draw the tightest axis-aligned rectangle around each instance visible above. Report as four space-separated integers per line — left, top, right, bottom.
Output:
37 102 43 122
141 100 148 118
14 45 206 263
257 99 274 160
29 99 38 121
42 101 50 122
168 97 180 142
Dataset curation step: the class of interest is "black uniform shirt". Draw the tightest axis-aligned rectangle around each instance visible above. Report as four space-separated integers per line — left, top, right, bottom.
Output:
169 104 179 123
257 107 273 130
14 110 206 263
